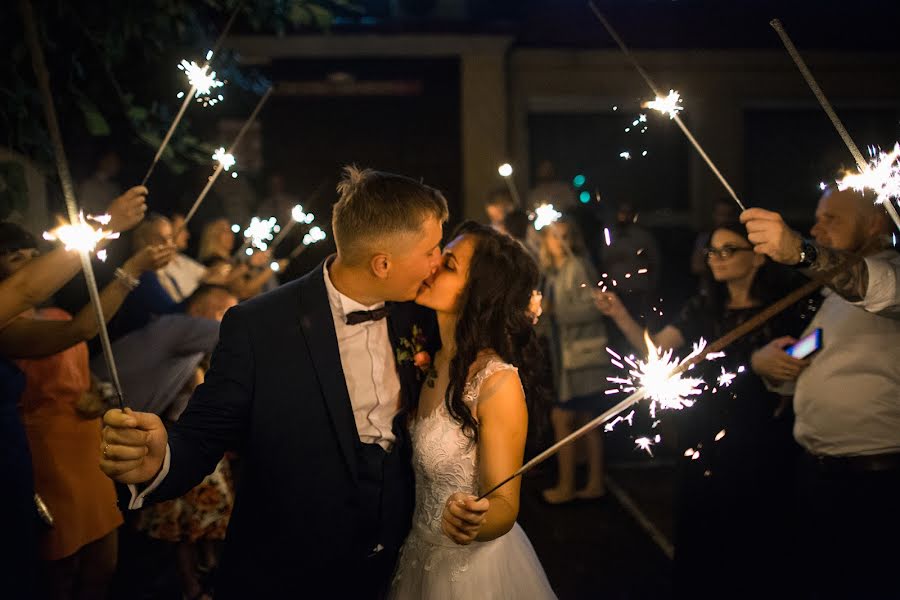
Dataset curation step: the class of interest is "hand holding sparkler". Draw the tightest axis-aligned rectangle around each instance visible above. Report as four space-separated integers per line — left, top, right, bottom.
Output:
442 493 490 546
593 289 628 321
740 208 804 265
100 408 168 485
103 186 149 234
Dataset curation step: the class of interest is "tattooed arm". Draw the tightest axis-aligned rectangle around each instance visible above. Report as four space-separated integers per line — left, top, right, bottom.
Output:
803 243 868 302
741 208 899 315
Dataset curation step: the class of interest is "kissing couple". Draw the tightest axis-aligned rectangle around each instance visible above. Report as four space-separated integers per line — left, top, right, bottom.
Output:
101 166 557 599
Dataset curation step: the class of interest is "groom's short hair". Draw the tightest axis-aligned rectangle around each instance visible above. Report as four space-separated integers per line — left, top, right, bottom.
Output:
332 165 449 265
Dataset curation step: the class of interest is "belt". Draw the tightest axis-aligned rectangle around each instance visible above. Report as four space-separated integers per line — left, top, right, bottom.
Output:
804 450 900 473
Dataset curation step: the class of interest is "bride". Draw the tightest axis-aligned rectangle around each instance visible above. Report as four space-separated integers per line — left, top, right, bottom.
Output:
389 221 557 599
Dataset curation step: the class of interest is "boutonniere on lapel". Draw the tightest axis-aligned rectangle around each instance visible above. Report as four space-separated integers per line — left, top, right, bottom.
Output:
395 324 437 387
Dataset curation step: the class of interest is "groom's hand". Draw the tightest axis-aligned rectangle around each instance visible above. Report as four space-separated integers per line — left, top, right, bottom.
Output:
100 408 168 484
442 492 490 545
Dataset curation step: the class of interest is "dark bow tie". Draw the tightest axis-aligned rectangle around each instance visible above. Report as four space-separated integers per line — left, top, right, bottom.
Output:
345 306 391 326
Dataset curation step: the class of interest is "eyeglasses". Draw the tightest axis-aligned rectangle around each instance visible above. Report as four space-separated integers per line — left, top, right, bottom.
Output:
705 245 753 260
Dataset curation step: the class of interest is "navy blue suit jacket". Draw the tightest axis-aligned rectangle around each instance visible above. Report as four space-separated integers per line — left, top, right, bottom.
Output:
145 262 437 596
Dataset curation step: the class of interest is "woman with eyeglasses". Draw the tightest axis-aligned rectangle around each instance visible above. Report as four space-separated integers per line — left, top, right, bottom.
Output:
595 221 819 598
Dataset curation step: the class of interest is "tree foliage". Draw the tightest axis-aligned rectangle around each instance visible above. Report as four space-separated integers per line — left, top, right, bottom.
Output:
0 0 359 173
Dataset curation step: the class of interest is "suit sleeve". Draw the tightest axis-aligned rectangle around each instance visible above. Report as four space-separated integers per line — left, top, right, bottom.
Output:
147 304 254 503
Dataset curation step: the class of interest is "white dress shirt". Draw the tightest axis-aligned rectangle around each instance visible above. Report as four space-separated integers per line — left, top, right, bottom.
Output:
784 251 900 457
159 253 207 302
323 261 401 451
129 262 402 509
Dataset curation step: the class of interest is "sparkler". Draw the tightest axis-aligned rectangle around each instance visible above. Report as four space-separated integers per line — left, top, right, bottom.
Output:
588 2 746 211
43 213 120 257
836 143 900 211
140 4 242 186
770 19 900 232
179 86 274 232
212 147 236 172
498 163 523 208
21 0 125 407
269 204 316 252
233 216 278 259
644 90 683 119
177 60 225 107
477 251 863 500
289 225 328 260
533 203 562 231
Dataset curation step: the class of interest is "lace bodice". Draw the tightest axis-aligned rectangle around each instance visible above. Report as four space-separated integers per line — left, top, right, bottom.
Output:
390 358 557 597
408 359 518 543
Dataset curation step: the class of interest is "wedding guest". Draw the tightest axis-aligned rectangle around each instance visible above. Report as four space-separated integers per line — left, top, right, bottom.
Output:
538 218 610 505
742 188 900 598
0 188 146 599
159 214 230 302
0 223 173 600
108 215 182 341
197 218 236 265
596 221 818 597
484 188 516 233
90 285 232 419
690 198 738 277
528 160 576 211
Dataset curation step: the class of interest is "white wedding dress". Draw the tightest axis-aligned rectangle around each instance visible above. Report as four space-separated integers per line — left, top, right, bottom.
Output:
389 359 557 599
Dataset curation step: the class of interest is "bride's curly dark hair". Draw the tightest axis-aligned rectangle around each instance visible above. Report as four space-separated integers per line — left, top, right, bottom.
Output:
444 221 549 443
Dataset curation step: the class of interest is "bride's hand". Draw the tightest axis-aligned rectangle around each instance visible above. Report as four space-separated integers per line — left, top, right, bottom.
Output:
441 492 490 545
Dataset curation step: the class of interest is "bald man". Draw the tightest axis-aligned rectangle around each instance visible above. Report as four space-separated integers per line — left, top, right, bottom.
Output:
741 189 899 598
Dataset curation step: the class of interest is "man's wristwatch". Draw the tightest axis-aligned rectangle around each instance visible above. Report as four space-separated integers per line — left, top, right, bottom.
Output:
796 238 818 268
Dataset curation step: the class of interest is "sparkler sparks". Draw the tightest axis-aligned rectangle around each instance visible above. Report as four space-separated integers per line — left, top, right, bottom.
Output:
634 435 662 456
43 213 120 255
303 225 327 246
291 204 315 225
178 59 225 107
836 143 900 206
644 90 684 119
243 217 278 251
533 204 562 231
212 147 236 171
606 334 726 420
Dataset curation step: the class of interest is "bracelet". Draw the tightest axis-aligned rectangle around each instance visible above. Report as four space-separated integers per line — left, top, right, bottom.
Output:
114 268 140 290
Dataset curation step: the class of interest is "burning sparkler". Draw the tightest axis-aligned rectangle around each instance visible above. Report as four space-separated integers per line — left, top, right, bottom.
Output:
212 147 236 171
644 90 683 119
268 204 317 253
243 217 278 252
836 143 900 208
180 87 274 231
178 60 225 107
533 204 562 231
140 4 241 186
303 225 327 246
589 3 746 211
770 19 900 231
42 213 120 256
476 252 864 500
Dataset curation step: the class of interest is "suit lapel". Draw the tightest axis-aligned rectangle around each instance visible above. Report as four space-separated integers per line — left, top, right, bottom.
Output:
297 263 359 482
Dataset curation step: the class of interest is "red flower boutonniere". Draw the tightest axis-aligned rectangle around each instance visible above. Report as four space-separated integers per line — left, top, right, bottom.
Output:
395 324 437 387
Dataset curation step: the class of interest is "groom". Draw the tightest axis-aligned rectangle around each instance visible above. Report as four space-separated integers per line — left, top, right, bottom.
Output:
101 166 447 598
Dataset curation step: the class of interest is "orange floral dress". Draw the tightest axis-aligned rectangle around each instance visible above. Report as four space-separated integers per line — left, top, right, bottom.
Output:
134 457 234 542
16 308 123 560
